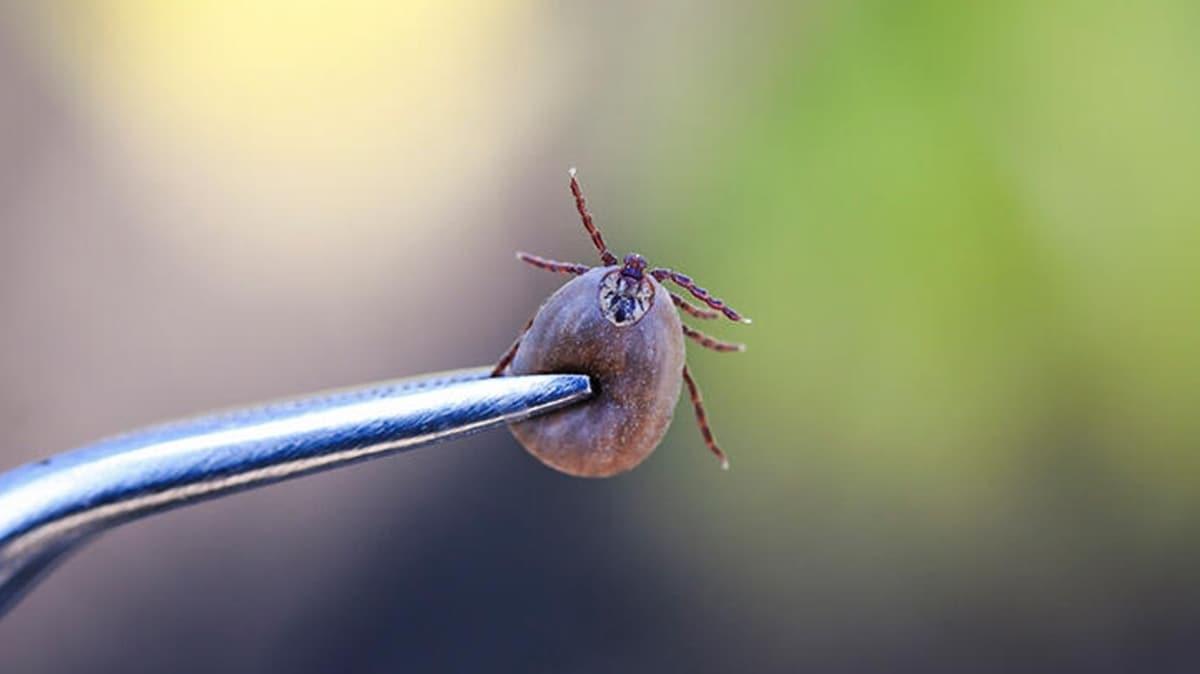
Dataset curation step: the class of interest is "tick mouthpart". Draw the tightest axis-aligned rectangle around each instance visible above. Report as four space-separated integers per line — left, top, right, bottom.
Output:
621 253 647 279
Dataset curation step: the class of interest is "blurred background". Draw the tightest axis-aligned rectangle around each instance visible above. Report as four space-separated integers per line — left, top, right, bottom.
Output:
2 1 1198 672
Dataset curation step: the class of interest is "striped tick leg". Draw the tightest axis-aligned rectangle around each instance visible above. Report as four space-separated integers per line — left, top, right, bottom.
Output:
516 252 590 276
491 316 535 377
682 325 745 353
682 364 729 469
568 168 619 266
651 267 750 324
671 292 721 319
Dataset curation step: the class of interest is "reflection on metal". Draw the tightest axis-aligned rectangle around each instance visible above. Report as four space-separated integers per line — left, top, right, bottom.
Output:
0 368 591 616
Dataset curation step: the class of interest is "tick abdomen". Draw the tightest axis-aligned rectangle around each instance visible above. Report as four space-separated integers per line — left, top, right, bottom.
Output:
509 267 685 477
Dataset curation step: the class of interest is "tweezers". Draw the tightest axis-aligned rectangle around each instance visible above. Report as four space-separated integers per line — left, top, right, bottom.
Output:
0 367 592 617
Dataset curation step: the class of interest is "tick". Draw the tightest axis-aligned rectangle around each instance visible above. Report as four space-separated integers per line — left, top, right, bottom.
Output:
492 169 749 478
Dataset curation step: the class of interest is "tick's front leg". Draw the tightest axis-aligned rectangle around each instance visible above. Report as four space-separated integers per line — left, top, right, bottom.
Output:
651 267 750 324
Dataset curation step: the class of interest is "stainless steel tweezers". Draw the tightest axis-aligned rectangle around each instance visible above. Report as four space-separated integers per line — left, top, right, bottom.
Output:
0 367 592 617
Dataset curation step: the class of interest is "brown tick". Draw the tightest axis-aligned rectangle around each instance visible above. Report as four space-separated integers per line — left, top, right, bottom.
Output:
493 169 749 477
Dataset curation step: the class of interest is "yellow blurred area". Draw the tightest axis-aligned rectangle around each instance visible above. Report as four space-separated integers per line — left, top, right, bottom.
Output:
29 1 546 273
54 1 519 161
638 0 1200 582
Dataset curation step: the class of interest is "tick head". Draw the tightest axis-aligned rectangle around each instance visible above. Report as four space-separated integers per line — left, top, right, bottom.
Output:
621 253 647 279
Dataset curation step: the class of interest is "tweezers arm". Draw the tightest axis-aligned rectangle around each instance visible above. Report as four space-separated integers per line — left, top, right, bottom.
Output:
0 368 591 615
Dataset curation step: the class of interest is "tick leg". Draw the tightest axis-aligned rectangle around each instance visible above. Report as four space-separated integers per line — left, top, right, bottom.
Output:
517 251 590 276
682 325 746 353
671 292 720 320
682 364 729 470
491 316 535 377
651 267 750 324
568 168 619 267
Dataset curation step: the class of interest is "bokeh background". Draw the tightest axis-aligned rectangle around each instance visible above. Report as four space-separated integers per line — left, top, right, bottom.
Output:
2 1 1199 672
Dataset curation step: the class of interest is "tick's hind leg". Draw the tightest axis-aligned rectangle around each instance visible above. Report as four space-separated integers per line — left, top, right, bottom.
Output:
491 315 535 377
682 325 746 353
682 364 729 470
516 252 590 276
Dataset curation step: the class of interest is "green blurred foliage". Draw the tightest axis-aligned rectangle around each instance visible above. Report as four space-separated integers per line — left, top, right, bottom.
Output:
622 0 1200 635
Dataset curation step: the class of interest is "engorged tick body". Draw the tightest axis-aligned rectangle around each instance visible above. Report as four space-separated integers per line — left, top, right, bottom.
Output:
493 169 750 477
